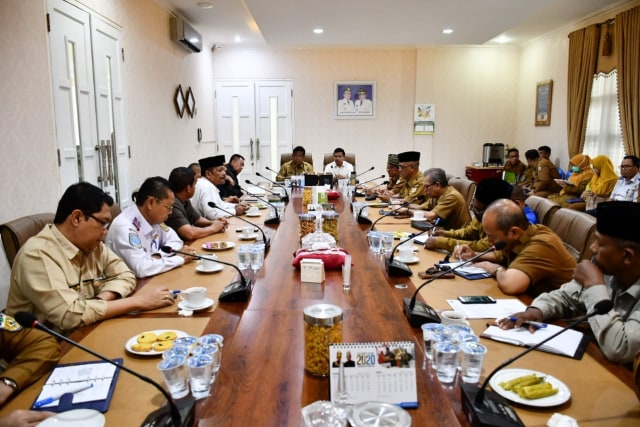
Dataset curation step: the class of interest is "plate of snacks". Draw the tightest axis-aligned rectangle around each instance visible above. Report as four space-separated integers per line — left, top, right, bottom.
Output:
489 368 570 407
393 231 410 240
202 241 235 251
255 202 268 209
125 330 189 356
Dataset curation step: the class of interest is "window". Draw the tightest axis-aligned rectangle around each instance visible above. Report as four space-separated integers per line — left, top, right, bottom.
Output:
583 70 625 167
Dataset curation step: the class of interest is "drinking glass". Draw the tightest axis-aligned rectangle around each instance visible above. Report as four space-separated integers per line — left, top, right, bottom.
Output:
420 323 445 363
460 342 487 384
381 232 394 256
192 344 220 384
237 244 252 271
157 355 189 399
367 231 382 253
250 243 265 272
187 354 215 399
434 341 459 384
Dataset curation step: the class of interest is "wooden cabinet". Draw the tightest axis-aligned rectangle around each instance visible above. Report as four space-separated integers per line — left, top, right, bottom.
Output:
465 166 504 183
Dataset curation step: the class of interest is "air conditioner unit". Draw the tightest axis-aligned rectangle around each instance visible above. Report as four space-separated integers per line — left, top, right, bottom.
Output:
170 17 202 53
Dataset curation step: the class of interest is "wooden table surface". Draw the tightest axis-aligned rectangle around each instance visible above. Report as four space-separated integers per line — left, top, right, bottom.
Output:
2 190 638 426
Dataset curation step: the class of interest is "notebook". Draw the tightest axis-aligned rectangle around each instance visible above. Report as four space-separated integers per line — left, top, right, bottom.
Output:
32 359 122 413
481 324 589 359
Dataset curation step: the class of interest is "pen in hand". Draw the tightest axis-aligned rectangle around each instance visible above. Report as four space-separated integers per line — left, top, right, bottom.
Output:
508 316 547 330
33 383 94 408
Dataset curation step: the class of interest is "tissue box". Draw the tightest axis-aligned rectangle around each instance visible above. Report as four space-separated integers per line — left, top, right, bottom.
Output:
301 259 325 283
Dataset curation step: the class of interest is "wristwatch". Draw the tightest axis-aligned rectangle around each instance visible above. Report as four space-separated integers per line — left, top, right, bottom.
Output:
0 377 18 391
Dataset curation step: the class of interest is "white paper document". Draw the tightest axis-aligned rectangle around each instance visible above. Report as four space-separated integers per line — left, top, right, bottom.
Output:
481 324 588 359
447 299 528 319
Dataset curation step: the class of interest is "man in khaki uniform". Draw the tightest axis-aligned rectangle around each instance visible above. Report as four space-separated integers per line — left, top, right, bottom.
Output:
0 313 60 406
276 146 314 181
524 149 561 197
392 151 424 203
455 199 576 297
408 168 471 230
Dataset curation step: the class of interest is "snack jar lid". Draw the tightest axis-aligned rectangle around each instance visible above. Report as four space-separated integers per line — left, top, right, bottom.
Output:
303 304 343 326
348 401 412 427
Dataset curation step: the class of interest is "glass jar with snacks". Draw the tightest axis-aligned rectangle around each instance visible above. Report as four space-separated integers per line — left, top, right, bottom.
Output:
302 187 313 209
299 213 316 242
321 211 339 242
303 304 343 376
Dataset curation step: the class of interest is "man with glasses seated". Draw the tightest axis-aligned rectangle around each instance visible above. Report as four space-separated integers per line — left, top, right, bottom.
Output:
6 183 176 334
424 178 513 252
406 168 471 230
610 155 640 203
107 177 196 278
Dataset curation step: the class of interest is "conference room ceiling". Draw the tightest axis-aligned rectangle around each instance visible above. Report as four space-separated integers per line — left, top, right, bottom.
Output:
161 0 622 49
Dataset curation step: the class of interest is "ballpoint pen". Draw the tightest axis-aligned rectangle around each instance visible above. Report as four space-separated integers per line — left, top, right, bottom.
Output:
508 316 547 330
33 383 94 408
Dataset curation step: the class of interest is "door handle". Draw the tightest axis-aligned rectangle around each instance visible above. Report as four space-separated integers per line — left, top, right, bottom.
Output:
249 138 254 161
256 138 260 161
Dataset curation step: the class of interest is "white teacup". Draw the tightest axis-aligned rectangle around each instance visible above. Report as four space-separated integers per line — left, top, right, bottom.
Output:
412 210 425 220
247 207 259 215
241 227 252 238
440 310 470 327
199 254 218 271
180 286 207 307
396 245 417 261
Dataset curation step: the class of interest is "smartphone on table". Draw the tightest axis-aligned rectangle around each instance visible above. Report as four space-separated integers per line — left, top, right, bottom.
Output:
457 295 496 304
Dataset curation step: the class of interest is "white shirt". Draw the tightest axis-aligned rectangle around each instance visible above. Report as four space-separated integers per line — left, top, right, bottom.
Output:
610 172 640 202
337 99 354 114
192 177 236 219
106 205 184 278
324 161 354 178
355 98 373 115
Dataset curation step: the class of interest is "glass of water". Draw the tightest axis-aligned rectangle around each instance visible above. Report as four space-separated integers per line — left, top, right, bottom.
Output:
187 354 215 400
381 232 394 256
460 342 487 384
434 341 459 384
367 231 383 253
250 244 265 271
237 244 252 271
421 323 445 363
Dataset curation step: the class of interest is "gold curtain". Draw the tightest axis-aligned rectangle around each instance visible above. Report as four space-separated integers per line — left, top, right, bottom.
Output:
567 25 600 157
615 5 640 156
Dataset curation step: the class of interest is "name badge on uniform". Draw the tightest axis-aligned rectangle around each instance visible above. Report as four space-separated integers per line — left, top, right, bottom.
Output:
0 313 22 332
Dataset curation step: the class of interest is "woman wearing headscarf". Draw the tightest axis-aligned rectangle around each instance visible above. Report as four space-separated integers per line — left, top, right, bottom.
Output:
548 154 593 206
568 154 619 211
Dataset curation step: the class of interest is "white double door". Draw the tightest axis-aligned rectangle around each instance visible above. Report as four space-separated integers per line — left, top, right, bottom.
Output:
47 0 131 206
214 80 293 184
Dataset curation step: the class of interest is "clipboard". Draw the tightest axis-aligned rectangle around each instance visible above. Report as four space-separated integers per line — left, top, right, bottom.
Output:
32 359 122 413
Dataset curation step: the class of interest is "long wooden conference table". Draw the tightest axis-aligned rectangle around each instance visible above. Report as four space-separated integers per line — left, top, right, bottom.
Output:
1 189 638 426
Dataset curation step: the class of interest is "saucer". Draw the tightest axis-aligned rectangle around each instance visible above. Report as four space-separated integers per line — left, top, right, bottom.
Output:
37 409 105 427
196 263 223 273
396 255 419 264
246 212 261 217
178 298 214 311
239 233 258 240
410 216 427 221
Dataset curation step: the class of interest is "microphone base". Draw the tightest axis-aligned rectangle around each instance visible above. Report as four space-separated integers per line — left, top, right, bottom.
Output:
141 395 195 427
353 191 366 198
402 298 441 327
364 195 377 201
385 258 413 276
460 383 524 427
357 216 372 224
218 279 253 303
264 217 280 225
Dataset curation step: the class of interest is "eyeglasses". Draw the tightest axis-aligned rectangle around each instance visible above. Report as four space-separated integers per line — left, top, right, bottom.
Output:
155 198 174 212
620 164 636 169
398 164 412 170
86 214 110 230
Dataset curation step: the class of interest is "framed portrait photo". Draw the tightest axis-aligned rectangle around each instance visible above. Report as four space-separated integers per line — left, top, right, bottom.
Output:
535 80 553 126
334 81 376 119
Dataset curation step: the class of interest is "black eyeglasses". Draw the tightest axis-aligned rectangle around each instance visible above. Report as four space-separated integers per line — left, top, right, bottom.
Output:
86 214 110 230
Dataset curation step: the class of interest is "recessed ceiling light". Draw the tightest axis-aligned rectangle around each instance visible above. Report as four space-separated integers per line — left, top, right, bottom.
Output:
442 28 454 34
234 35 242 43
197 2 213 9
313 28 324 34
495 35 511 44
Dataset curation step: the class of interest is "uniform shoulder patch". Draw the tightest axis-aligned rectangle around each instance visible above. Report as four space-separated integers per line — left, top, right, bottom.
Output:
159 223 170 232
129 232 143 248
0 313 22 332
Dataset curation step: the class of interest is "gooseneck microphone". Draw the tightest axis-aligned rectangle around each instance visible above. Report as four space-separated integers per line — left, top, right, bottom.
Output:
244 180 282 200
355 174 386 190
160 246 252 302
256 171 289 202
14 312 194 427
385 229 431 277
354 166 374 180
403 241 506 326
461 299 613 427
207 202 270 252
364 180 390 201
242 181 281 225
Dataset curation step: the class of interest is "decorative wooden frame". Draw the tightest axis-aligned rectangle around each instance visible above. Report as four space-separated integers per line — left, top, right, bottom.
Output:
334 81 376 119
174 84 186 118
535 80 553 126
185 86 196 118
